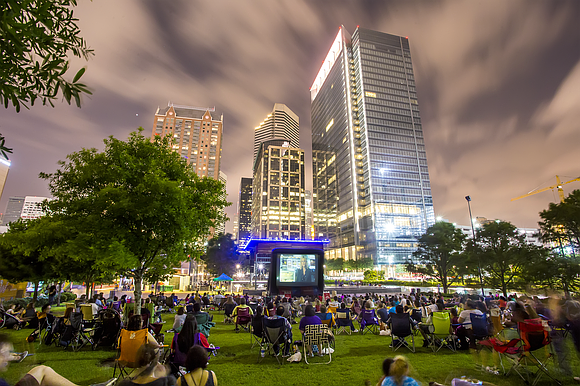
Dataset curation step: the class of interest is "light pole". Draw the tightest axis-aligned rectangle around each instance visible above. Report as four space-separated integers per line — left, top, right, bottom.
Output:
465 196 485 297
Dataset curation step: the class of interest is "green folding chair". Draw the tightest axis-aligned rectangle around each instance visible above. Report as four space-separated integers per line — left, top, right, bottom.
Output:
429 311 456 352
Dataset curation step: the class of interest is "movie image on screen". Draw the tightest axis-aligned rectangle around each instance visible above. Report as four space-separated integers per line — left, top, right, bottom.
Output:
277 254 318 286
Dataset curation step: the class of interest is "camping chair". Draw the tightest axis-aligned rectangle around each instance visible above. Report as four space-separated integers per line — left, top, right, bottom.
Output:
223 303 236 324
261 317 288 365
390 313 415 353
250 315 264 349
503 321 561 386
303 324 332 365
359 309 380 335
114 328 148 379
195 313 215 338
80 304 96 327
316 312 335 329
411 309 423 336
0 309 25 330
470 313 492 351
59 312 95 351
335 309 353 335
428 311 456 352
235 307 252 332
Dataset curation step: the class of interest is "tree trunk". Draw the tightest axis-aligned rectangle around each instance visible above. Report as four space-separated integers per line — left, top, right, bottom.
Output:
85 278 90 299
33 281 39 302
134 274 142 315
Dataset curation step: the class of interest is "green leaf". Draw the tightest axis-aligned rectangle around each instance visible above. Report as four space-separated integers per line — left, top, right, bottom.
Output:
72 67 85 83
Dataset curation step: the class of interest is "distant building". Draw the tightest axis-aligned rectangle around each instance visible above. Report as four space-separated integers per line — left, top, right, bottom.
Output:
215 171 227 235
0 157 10 205
304 190 314 240
152 103 223 180
237 177 253 242
253 103 299 164
251 139 305 240
456 217 543 246
1 196 50 226
311 26 435 266
232 214 239 241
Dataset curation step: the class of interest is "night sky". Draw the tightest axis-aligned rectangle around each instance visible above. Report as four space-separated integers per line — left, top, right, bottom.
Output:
2 0 580 232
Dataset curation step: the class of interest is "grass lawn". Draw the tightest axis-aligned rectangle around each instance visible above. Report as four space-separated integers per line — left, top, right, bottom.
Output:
2 307 579 385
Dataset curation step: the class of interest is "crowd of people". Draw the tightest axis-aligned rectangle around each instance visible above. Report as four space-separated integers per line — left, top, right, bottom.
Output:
2 288 580 385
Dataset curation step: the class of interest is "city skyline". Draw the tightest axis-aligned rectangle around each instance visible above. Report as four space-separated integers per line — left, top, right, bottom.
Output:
2 1 580 233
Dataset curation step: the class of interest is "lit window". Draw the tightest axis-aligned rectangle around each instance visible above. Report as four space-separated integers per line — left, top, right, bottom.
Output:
325 119 334 132
365 91 376 98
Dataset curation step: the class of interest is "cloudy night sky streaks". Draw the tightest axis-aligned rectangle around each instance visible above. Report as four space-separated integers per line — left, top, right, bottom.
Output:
1 0 580 232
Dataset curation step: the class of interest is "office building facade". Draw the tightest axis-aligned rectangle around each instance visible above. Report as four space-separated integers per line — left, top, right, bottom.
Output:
251 140 306 240
253 103 299 164
1 196 50 226
152 104 223 180
237 177 253 242
311 26 435 267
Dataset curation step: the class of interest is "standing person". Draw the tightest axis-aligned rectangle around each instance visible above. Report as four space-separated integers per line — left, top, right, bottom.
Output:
176 345 217 386
48 285 57 306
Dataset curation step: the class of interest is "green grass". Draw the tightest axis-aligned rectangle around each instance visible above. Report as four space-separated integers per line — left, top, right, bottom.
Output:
2 310 579 385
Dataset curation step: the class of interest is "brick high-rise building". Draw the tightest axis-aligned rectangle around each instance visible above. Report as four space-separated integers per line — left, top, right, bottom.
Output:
152 104 223 179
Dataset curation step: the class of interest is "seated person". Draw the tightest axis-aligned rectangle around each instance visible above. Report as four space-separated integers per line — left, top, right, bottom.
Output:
456 300 483 350
336 303 358 333
192 303 212 320
223 297 237 320
265 306 293 356
1 333 116 386
316 305 335 328
21 302 38 327
381 355 420 386
231 298 253 331
350 299 362 317
176 345 217 386
172 307 186 333
171 315 206 368
377 302 390 324
251 306 265 340
126 315 160 347
118 344 176 386
299 305 321 349
378 357 395 386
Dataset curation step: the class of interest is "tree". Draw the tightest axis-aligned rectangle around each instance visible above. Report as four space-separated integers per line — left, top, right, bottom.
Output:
405 221 466 294
346 257 373 271
539 189 580 256
202 233 240 278
1 0 93 112
471 221 545 297
40 130 228 314
325 258 345 273
0 219 58 301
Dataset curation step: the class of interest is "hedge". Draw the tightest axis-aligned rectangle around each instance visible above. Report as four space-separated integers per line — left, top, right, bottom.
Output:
2 292 77 309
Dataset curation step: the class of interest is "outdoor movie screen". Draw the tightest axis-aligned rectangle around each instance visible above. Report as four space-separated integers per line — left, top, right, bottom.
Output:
277 253 318 286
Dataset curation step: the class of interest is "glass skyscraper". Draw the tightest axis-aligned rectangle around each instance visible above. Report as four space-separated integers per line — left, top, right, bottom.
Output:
311 26 435 268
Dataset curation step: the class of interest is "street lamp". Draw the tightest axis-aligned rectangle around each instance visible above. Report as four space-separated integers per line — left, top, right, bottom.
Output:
465 196 485 297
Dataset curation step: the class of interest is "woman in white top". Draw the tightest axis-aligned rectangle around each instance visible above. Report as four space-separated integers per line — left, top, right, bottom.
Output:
173 307 186 333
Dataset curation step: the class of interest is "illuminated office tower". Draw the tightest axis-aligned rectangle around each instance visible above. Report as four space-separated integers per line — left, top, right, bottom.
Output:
311 26 435 267
251 139 305 240
215 171 227 234
253 103 299 163
237 177 253 242
152 104 223 179
0 157 10 204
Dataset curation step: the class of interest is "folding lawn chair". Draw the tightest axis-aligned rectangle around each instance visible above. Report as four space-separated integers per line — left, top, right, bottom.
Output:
470 313 492 352
428 311 456 352
390 313 415 353
58 312 95 351
359 309 380 335
316 312 335 329
0 309 25 330
195 313 215 338
80 304 96 327
235 307 252 332
250 315 264 349
503 320 561 386
114 328 148 379
303 324 332 365
411 309 423 336
223 303 235 324
335 309 354 335
260 317 287 365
